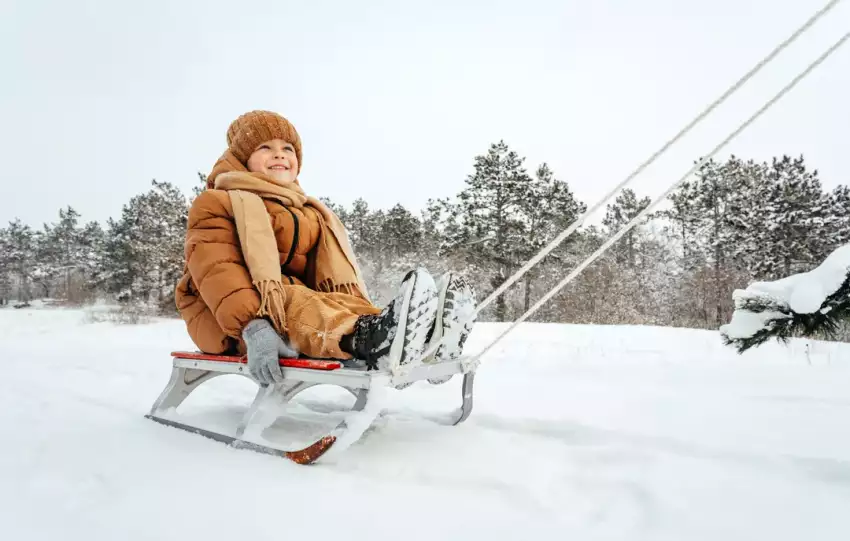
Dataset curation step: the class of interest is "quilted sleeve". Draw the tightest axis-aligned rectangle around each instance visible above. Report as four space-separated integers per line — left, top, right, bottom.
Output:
184 190 260 338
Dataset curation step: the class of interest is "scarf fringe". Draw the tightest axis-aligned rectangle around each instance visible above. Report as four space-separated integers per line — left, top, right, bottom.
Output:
316 278 360 297
255 279 288 334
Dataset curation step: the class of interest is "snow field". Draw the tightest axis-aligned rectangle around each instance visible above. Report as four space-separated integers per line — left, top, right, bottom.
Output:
2 308 849 540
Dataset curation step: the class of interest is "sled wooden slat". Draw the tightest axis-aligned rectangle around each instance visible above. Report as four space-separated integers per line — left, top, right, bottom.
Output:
170 351 342 371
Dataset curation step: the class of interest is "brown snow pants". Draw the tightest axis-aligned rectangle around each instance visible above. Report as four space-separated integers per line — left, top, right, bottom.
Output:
276 284 381 359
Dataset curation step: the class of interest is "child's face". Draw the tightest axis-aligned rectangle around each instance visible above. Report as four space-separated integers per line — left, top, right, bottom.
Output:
247 139 298 183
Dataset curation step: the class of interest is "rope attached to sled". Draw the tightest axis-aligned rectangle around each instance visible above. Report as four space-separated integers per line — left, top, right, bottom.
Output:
469 30 850 364
417 0 848 367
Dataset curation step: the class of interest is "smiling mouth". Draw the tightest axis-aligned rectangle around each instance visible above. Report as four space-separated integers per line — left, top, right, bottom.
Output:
268 165 289 171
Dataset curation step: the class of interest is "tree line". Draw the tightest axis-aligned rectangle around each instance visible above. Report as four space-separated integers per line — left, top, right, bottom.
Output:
1 143 846 332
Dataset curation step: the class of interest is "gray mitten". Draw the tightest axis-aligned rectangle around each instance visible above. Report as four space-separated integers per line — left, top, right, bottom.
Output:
242 319 297 385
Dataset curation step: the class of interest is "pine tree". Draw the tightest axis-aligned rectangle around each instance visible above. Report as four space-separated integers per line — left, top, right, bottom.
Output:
0 271 10 305
0 226 11 304
32 235 54 298
78 221 106 298
592 188 656 322
318 196 348 224
660 178 703 268
421 197 460 259
448 141 533 321
418 196 472 283
366 203 423 303
345 198 383 252
327 198 389 300
693 157 739 322
825 185 850 247
663 156 763 327
101 216 135 299
101 180 188 311
657 177 712 327
31 206 85 301
516 163 586 313
383 203 422 258
191 172 208 202
2 219 37 302
602 188 651 268
716 157 766 276
752 155 827 279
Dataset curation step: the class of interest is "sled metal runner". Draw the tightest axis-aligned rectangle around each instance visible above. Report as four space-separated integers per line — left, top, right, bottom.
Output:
145 351 475 465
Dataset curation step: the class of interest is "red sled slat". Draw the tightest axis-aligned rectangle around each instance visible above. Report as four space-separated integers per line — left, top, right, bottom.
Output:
170 351 342 371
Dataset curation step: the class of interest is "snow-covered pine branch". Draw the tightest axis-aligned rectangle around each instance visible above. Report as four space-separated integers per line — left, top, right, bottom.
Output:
720 244 850 352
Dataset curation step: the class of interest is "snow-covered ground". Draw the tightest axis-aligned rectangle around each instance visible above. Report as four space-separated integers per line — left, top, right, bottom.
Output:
2 307 850 541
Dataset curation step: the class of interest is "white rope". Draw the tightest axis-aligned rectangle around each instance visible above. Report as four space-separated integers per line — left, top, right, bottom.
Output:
468 29 850 365
418 0 845 364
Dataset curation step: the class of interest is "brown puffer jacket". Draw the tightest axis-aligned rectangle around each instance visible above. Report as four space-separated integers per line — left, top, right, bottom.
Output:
175 188 325 354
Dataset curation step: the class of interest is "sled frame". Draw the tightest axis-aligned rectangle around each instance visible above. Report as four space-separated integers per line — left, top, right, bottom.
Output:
145 351 475 464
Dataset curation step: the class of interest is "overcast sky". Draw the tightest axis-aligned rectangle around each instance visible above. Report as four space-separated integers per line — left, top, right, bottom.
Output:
1 0 848 228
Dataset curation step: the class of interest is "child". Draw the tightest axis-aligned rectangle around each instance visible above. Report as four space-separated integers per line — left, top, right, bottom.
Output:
175 110 475 384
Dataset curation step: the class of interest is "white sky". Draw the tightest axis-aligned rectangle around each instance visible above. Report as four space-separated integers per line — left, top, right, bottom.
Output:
1 0 848 228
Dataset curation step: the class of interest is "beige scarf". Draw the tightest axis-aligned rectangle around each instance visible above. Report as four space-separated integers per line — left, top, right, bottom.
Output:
209 153 370 335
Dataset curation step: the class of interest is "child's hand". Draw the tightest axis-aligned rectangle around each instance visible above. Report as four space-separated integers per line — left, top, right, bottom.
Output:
242 318 288 385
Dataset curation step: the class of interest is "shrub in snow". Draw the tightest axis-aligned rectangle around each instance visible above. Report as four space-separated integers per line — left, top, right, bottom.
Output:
720 244 850 352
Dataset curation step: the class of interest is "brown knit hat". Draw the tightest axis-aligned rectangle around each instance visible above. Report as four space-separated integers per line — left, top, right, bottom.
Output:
226 110 303 172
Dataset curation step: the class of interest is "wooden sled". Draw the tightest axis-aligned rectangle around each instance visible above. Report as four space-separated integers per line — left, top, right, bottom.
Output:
145 351 475 465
